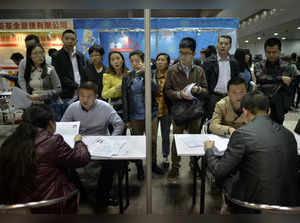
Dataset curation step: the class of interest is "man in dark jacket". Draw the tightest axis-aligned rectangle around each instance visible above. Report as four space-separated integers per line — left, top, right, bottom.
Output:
52 29 88 114
254 38 294 124
164 37 208 181
205 91 299 213
202 35 240 119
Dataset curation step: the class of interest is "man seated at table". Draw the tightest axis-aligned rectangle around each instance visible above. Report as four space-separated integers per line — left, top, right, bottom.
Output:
61 81 124 208
204 91 299 213
209 76 247 136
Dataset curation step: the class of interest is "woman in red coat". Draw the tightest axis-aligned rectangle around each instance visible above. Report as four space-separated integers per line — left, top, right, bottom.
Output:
0 104 90 214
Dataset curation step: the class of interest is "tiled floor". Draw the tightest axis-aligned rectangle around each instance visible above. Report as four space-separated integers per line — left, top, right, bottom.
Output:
78 110 300 215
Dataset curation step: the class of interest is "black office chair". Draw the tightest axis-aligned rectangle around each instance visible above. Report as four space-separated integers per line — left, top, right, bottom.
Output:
0 190 79 214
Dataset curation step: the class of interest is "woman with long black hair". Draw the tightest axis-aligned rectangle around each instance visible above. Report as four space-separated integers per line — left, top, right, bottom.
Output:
19 43 62 120
0 104 90 213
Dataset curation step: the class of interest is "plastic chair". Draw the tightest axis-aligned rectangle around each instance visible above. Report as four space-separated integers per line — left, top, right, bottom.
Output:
224 193 300 214
0 190 79 214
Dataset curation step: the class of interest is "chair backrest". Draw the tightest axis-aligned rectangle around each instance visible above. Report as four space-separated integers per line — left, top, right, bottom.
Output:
0 189 79 214
225 193 300 214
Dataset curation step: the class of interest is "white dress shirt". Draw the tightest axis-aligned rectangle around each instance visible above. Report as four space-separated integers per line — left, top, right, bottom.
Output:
70 50 81 85
214 54 231 94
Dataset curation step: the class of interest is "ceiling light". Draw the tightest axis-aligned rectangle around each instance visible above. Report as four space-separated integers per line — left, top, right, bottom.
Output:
297 27 300 30
257 37 261 40
245 40 249 43
274 33 279 36
282 37 286 40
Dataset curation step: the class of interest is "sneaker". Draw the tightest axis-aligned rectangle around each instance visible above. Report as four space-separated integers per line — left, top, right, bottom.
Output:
167 167 179 182
152 163 164 175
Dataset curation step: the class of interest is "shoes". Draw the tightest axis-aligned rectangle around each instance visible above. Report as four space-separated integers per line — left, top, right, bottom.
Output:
167 167 179 182
162 157 170 169
136 163 145 181
105 196 119 206
152 163 164 175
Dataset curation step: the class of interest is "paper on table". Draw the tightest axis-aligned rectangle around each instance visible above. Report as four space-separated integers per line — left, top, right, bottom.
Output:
86 137 128 157
10 87 32 109
207 134 230 155
55 121 80 148
180 134 209 148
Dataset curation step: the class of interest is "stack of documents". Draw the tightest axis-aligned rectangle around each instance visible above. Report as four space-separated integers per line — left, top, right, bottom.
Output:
55 121 80 148
179 134 230 156
83 136 128 158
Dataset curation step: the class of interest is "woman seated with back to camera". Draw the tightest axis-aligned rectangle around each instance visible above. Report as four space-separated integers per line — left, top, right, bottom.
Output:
0 104 90 214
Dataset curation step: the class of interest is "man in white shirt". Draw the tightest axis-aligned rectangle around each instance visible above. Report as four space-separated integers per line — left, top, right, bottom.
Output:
203 35 240 119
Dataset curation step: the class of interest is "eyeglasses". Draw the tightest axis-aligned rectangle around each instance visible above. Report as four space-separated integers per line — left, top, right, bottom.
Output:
90 54 102 58
31 51 44 56
179 51 193 57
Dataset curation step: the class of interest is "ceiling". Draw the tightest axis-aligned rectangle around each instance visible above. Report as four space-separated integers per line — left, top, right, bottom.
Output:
0 9 222 19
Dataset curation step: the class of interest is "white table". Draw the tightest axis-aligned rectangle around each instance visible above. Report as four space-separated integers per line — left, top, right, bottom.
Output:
82 135 146 214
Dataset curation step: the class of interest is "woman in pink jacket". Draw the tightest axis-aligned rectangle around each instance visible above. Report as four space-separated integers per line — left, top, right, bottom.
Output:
0 104 90 214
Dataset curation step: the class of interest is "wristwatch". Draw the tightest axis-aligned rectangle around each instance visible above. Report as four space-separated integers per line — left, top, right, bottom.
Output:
176 91 182 99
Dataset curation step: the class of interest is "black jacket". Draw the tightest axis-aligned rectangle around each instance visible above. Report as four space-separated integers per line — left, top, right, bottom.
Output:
52 48 88 99
122 70 159 123
84 63 106 100
206 116 299 206
202 55 240 93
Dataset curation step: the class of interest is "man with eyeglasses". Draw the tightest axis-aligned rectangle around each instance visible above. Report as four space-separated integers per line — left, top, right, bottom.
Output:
202 35 240 120
164 37 208 181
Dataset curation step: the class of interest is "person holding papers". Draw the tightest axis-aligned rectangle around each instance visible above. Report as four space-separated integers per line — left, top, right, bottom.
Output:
164 37 208 181
204 91 299 213
19 43 62 121
209 76 247 136
0 104 90 214
61 81 124 208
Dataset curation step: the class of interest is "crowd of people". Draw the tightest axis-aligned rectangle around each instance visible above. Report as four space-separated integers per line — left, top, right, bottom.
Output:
0 29 300 214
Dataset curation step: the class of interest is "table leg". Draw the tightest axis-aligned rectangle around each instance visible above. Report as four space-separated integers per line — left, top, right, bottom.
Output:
118 168 124 214
200 156 206 214
192 157 197 205
125 162 130 209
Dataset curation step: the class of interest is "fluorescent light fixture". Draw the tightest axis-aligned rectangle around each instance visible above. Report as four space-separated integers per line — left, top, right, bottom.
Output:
297 27 300 30
245 40 249 43
257 37 261 40
274 33 279 36
282 37 286 40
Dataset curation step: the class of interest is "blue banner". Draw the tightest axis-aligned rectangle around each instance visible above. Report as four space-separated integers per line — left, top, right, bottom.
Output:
76 29 101 56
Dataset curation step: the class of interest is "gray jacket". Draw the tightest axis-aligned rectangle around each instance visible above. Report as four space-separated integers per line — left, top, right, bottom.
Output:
19 64 62 104
206 115 299 206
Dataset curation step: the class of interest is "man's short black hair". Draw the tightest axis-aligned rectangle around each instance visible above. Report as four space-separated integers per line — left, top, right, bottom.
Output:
48 48 58 57
10 52 24 61
291 52 297 60
218 35 232 45
227 76 247 91
264 38 281 51
88 44 105 56
179 37 196 52
78 81 98 95
62 29 76 38
207 45 217 56
24 34 40 44
129 50 144 62
240 90 270 115
156 53 170 65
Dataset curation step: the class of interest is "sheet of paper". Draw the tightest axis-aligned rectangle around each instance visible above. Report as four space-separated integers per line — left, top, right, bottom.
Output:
207 134 230 155
55 121 80 148
184 83 196 99
180 134 209 148
293 131 300 149
10 87 32 109
83 136 128 158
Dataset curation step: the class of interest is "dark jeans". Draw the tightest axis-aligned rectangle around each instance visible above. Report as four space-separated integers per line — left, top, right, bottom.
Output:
154 114 171 158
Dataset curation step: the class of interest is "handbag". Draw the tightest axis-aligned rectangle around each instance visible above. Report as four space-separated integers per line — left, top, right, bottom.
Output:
171 98 205 126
